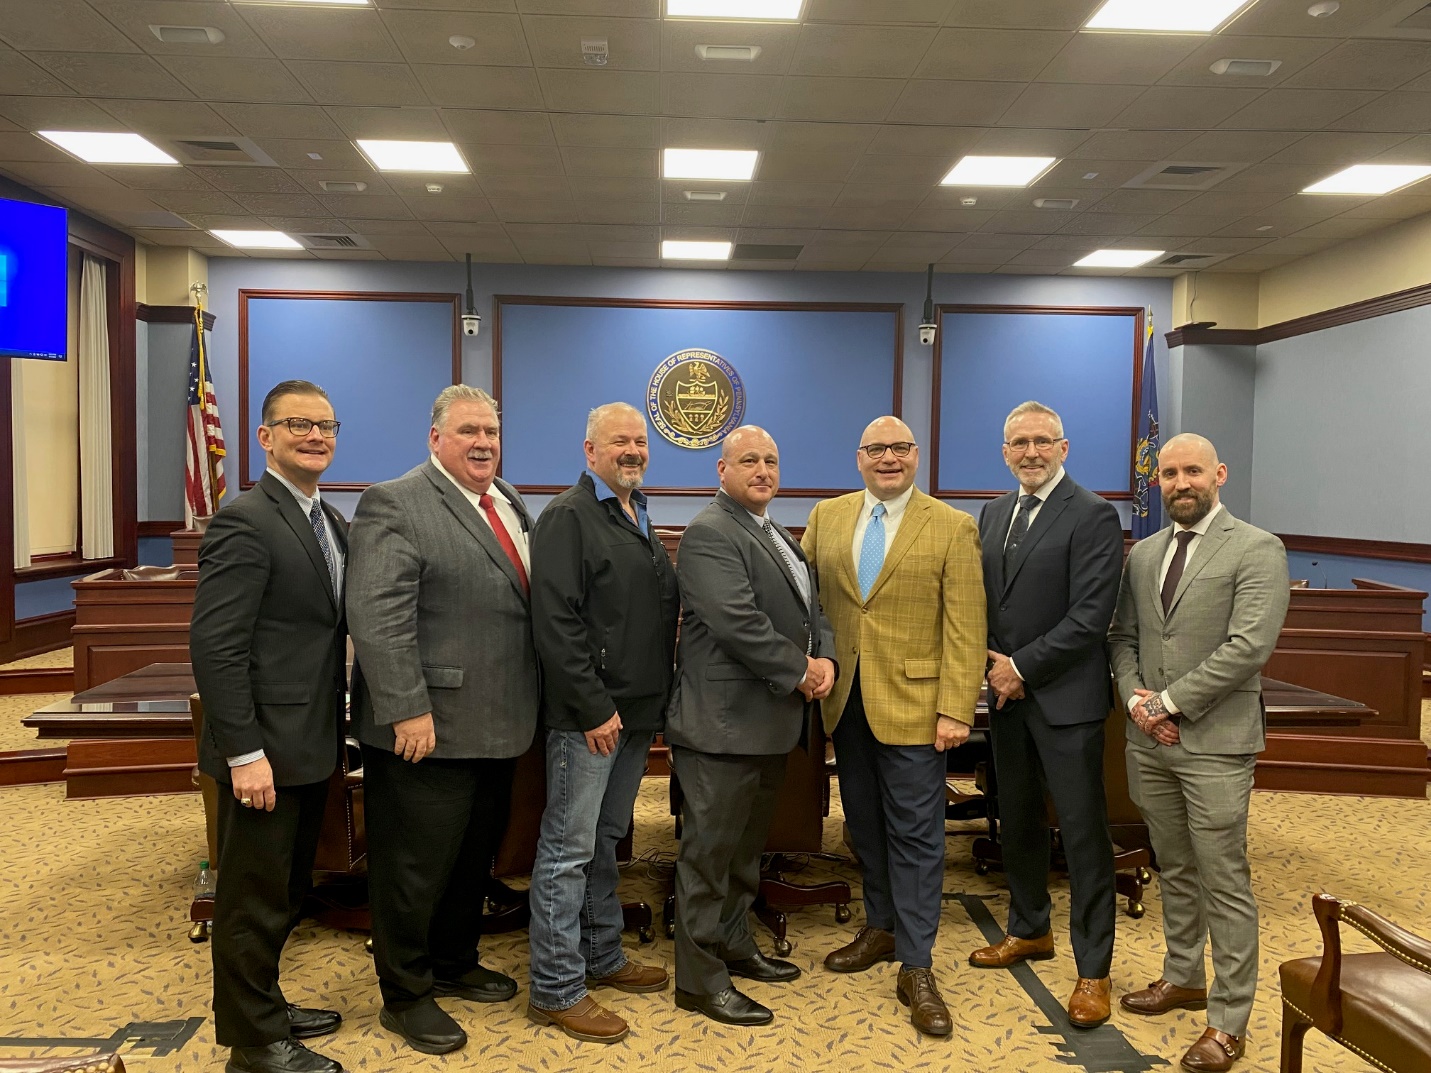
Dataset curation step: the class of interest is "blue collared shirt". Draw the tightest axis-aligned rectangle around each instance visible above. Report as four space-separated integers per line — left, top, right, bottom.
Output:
587 468 650 536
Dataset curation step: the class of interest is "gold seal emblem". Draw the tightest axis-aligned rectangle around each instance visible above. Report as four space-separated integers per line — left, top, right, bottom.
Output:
647 349 746 449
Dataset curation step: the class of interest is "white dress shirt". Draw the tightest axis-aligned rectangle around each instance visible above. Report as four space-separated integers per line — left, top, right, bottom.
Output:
1003 467 1064 683
747 509 811 606
851 483 915 568
430 454 531 573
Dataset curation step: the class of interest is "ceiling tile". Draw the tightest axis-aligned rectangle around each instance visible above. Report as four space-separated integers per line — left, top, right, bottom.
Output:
384 11 530 66
663 201 744 225
997 82 1144 128
0 0 140 52
740 203 828 227
756 149 858 183
234 6 401 62
587 239 657 258
1219 88 1383 130
577 201 659 224
833 183 929 208
1337 192 1431 220
746 181 842 207
1084 188 1198 214
1158 34 1337 88
99 1 274 57
762 121 878 155
294 171 390 196
659 21 798 74
847 155 955 185
886 80 1023 125
286 61 428 108
1072 130 1200 160
1288 216 1391 238
32 52 195 98
777 77 904 123
1056 211 1159 235
916 28 1069 81
1111 86 1266 130
1267 131 1413 166
943 0 1103 31
1210 161 1346 193
952 230 1037 249
129 227 220 246
566 175 658 200
188 167 309 194
227 191 327 216
95 165 220 191
0 159 130 189
261 216 351 233
661 118 768 150
214 104 345 141
404 194 499 221
256 139 370 170
1036 29 1201 85
734 227 814 244
1005 247 1082 267
1368 134 1431 163
96 99 239 138
441 109 555 145
46 185 164 213
561 145 657 177
1174 129 1303 164
553 113 658 148
809 0 953 24
317 193 414 219
970 127 1086 156
866 125 982 157
0 130 74 163
1039 158 1151 187
790 24 932 78
327 106 449 140
979 208 1076 233
158 57 313 105
1230 0 1410 39
916 205 997 229
470 142 565 176
416 65 544 109
521 14 657 70
366 234 452 258
661 73 782 120
1168 189 1288 216
1136 214 1238 237
540 69 659 114
477 173 571 199
1327 92 1431 133
1283 40 1431 91
0 48 74 96
0 94 125 130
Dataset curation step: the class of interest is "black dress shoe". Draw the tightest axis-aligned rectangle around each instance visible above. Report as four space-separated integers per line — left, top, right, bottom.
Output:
434 964 518 1003
286 1003 342 1039
226 1037 342 1073
725 953 802 983
675 986 773 1026
378 1001 467 1055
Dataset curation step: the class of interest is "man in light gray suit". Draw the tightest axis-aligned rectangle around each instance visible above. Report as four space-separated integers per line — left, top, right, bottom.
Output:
1108 433 1289 1073
667 425 838 1027
346 385 540 1057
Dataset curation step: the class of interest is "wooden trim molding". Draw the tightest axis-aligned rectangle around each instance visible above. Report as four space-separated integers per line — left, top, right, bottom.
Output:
0 749 68 787
929 303 1145 500
1166 277 1431 349
15 555 123 582
237 289 462 491
11 610 76 660
0 667 73 695
138 304 216 330
138 520 186 538
1278 533 1431 566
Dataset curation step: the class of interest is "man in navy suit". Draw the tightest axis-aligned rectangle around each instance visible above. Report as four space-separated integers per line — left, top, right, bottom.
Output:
968 401 1125 1030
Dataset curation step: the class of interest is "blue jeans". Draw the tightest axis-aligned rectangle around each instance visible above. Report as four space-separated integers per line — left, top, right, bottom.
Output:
527 725 653 1012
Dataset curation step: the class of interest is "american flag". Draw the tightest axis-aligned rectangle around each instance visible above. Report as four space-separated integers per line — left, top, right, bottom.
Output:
184 306 227 524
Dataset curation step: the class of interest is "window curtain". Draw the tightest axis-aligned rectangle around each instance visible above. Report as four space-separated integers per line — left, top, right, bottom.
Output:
78 253 113 560
11 360 29 569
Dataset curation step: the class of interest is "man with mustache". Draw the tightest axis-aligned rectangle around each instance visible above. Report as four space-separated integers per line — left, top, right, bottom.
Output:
801 416 985 1036
525 402 680 1044
347 385 540 1055
667 426 837 1026
1109 433 1289 1073
971 401 1125 1030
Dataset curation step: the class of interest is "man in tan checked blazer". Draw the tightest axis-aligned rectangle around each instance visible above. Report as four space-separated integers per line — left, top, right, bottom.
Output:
801 415 986 1037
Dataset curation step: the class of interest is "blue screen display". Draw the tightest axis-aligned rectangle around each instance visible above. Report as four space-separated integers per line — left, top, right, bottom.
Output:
0 196 68 361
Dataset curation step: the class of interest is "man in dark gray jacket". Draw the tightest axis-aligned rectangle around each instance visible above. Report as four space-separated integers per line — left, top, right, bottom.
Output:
346 385 540 1056
667 425 837 1027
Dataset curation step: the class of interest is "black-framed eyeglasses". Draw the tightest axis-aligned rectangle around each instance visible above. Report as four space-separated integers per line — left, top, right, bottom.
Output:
267 417 341 438
859 441 915 459
1004 436 1063 453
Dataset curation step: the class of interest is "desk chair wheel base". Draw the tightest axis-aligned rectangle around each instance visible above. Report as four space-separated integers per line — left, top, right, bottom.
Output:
364 937 374 955
1137 866 1152 885
975 860 990 876
1128 901 1146 919
638 926 654 943
835 904 851 924
188 921 211 943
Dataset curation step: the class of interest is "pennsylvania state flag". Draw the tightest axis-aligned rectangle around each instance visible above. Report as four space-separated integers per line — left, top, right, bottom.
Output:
1131 312 1162 539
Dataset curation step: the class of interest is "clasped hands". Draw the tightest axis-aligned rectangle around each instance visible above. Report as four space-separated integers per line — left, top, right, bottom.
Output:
1130 688 1181 746
799 656 836 701
985 649 1025 710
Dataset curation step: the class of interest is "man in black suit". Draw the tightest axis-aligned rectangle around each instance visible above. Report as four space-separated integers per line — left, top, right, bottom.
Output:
969 400 1125 1030
191 379 349 1073
525 402 680 1044
666 425 837 1027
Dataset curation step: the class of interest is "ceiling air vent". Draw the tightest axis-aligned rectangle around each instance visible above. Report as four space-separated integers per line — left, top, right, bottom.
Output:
161 136 276 167
1209 58 1281 77
696 44 761 61
1160 254 1211 266
318 180 369 193
732 243 802 260
1126 160 1249 191
1033 197 1078 210
150 24 225 45
298 233 371 250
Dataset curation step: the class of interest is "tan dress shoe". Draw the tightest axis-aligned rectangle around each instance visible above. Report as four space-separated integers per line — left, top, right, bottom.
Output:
586 960 669 993
1119 978 1209 1015
526 996 629 1044
968 932 1055 968
824 926 896 973
1180 1028 1244 1072
1067 977 1111 1028
896 967 952 1037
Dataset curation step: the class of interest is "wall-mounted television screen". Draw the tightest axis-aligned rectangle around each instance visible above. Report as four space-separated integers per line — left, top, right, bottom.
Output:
0 196 68 361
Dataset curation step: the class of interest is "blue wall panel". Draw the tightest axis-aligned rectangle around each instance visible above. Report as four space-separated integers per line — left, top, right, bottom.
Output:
243 296 455 486
936 310 1137 494
498 302 899 491
1285 551 1431 631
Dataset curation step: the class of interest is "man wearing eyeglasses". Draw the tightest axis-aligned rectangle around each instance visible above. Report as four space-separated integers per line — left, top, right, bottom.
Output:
969 401 1125 1031
192 379 349 1073
800 416 985 1037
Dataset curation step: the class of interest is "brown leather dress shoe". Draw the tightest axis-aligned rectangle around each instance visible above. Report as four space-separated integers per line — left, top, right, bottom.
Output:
824 926 896 973
526 996 629 1044
586 960 669 993
896 967 952 1037
968 932 1055 968
1180 1028 1244 1072
1067 977 1111 1028
1119 978 1209 1015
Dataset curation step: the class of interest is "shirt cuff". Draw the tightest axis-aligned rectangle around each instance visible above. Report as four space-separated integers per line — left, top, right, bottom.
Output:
1007 657 1025 682
1126 693 1141 714
1160 690 1180 715
227 749 265 768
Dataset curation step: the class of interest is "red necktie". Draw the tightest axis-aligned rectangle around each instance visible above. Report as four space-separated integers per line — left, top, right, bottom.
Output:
478 493 529 594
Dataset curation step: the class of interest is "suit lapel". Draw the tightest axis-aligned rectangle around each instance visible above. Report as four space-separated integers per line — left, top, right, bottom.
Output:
261 472 338 610
864 493 931 603
832 495 862 599
422 463 528 601
719 492 806 606
1149 527 1174 622
1167 509 1235 617
984 492 1016 594
1002 479 1072 595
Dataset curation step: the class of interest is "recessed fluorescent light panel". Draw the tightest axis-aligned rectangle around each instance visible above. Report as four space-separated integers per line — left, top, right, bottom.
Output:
661 240 733 260
663 148 758 181
940 155 1056 188
356 139 468 173
210 230 304 249
1085 0 1257 33
233 0 369 6
36 131 177 165
1302 164 1431 195
1074 249 1165 268
668 0 802 19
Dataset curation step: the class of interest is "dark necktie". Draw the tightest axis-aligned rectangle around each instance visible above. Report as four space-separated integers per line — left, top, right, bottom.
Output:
307 500 337 595
762 519 812 653
1003 494 1040 569
1161 530 1197 615
478 492 529 594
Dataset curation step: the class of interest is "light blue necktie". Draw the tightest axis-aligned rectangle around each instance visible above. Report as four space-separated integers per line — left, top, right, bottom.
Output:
858 502 886 600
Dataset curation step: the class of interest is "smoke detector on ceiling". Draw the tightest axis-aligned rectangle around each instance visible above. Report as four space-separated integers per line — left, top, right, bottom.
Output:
582 38 609 66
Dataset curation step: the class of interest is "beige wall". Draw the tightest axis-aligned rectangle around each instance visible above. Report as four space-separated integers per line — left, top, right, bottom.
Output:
144 247 208 307
1171 272 1260 331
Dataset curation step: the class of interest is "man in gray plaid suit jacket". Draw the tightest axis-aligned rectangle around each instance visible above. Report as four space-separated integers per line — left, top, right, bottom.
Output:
1109 433 1289 1073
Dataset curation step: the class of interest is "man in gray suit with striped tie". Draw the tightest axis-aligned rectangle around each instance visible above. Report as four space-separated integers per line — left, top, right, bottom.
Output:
1109 433 1289 1073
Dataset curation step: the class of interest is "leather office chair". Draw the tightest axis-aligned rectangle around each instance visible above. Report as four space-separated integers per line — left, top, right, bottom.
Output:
0 1055 124 1072
1280 892 1431 1073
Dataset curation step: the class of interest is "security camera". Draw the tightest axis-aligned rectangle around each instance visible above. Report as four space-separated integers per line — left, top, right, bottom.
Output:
919 322 936 346
462 312 481 337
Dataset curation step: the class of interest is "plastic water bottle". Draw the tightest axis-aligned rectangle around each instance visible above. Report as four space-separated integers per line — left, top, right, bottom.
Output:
193 860 217 901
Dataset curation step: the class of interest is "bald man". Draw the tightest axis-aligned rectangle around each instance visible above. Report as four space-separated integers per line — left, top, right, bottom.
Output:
666 427 837 1027
1109 433 1289 1073
801 416 985 1036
